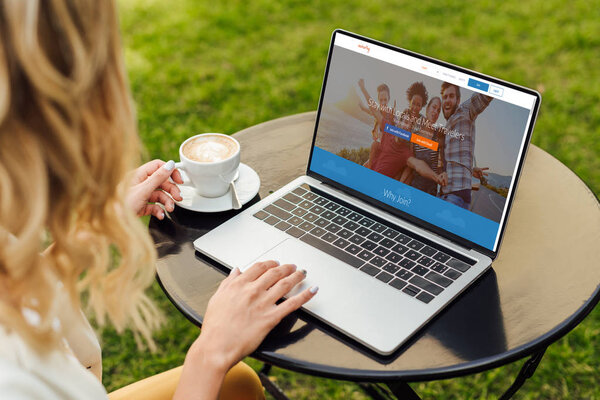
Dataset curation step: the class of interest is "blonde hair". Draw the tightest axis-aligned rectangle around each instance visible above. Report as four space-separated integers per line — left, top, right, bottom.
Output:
0 0 161 351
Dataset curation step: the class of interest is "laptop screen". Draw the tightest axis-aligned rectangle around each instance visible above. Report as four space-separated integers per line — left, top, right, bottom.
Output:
308 31 540 253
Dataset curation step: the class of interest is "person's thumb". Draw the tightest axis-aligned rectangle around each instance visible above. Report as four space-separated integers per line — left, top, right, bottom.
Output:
142 160 175 196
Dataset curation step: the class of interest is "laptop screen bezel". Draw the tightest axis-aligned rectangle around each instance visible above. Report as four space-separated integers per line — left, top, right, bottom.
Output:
305 29 541 260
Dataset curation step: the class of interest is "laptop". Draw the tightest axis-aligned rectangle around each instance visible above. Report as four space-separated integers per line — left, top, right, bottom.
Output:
194 29 541 355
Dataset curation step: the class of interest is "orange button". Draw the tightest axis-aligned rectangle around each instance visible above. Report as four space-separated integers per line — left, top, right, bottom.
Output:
410 133 439 151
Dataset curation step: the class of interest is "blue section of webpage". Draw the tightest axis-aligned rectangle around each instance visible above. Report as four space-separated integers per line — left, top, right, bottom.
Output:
310 146 498 250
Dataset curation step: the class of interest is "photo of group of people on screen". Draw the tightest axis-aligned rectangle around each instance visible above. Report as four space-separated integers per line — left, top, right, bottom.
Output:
357 78 492 211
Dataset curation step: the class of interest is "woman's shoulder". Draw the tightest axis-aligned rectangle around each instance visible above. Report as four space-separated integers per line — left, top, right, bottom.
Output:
0 327 107 400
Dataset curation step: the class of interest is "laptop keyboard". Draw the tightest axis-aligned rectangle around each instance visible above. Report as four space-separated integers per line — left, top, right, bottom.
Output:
253 185 473 304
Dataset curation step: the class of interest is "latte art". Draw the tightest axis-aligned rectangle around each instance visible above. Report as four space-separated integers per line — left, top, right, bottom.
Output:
183 135 237 162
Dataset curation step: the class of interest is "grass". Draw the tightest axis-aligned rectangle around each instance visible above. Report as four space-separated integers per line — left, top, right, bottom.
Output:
102 0 600 398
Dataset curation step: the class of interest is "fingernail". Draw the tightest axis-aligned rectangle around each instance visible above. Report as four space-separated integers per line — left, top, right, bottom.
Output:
301 269 307 276
309 286 319 294
290 264 297 271
163 160 175 171
273 260 280 266
159 211 165 219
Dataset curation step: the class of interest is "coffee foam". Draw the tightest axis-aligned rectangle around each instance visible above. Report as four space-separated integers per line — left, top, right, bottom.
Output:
183 135 237 163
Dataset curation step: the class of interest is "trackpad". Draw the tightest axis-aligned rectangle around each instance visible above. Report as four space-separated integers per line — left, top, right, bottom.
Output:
245 238 412 353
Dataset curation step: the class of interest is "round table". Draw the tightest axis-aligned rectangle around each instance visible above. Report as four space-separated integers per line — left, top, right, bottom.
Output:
150 112 600 398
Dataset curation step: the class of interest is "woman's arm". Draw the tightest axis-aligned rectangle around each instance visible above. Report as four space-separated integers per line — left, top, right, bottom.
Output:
173 262 317 400
358 79 384 124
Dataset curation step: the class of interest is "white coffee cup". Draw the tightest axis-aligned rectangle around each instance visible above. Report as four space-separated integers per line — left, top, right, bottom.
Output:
176 133 240 198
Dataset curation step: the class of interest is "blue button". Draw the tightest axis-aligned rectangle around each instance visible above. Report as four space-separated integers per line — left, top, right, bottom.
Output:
468 78 489 92
384 124 411 141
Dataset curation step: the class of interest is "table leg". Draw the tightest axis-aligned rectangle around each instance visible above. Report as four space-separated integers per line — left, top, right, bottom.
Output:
258 363 291 400
499 347 547 400
358 382 422 400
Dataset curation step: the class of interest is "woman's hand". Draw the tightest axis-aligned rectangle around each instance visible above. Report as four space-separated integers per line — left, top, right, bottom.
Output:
174 261 317 400
125 159 184 219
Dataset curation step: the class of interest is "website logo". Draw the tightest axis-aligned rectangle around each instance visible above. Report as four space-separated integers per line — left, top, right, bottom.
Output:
358 43 370 53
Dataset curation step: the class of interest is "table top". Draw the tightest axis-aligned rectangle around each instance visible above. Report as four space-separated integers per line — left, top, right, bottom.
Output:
150 111 600 382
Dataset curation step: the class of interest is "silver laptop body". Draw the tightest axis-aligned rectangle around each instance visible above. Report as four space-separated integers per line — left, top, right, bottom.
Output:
194 30 541 355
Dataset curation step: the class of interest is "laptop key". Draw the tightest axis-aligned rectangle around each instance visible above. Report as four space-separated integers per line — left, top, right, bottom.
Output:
321 232 337 242
303 192 318 201
343 221 360 231
324 202 340 211
292 187 307 196
298 200 313 209
431 262 448 274
309 205 325 215
371 223 387 233
360 240 377 251
379 238 395 249
314 197 328 206
433 252 451 263
444 269 462 280
274 198 296 211
355 227 371 237
275 221 292 231
358 217 375 228
321 210 336 220
283 192 303 204
409 275 443 295
333 238 350 249
396 233 412 244
314 218 329 227
411 265 429 276
325 223 342 233
338 229 353 239
392 243 409 254
299 234 364 269
291 208 308 217
382 228 399 239
376 271 394 283
367 232 384 242
264 205 292 220
346 212 363 222
264 216 280 225
349 234 365 245
389 278 407 290
370 256 387 267
332 216 348 226
298 221 315 232
407 240 425 251
399 258 416 269
253 210 269 220
360 264 380 276
346 244 362 255
417 256 435 268
396 268 414 281
304 213 319 223
286 226 305 238
385 252 403 264
421 245 437 257
357 250 375 262
402 285 420 297
337 207 351 217
416 292 435 304
405 250 421 261
425 271 453 288
382 263 399 274
373 246 390 257
310 227 327 237
447 258 471 272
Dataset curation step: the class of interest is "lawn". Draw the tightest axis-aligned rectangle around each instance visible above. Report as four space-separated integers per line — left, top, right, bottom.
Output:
103 0 600 398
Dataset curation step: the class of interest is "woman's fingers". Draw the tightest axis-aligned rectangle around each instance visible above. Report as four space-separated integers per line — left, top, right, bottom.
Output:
160 180 183 201
240 260 280 282
149 190 175 212
265 269 307 302
141 203 166 219
254 263 298 291
275 286 318 319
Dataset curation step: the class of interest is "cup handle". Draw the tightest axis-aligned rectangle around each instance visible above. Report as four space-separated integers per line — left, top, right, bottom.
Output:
174 162 190 184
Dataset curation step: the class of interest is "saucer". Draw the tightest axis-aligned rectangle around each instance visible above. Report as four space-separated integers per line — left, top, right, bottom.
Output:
175 163 260 213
